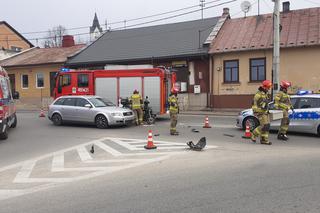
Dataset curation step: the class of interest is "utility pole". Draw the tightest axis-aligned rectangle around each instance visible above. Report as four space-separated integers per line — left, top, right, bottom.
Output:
200 0 205 19
272 0 280 99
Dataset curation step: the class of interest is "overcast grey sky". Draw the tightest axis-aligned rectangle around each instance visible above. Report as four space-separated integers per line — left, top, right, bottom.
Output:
1 0 319 45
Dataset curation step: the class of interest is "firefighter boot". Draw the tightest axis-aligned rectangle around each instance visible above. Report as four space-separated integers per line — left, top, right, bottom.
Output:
260 137 272 145
250 134 257 143
170 131 179 136
277 133 289 141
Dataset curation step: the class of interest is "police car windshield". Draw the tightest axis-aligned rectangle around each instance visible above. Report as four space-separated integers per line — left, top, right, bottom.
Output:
89 98 115 107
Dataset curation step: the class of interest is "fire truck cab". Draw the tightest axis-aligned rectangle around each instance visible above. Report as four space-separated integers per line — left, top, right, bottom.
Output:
0 66 18 140
54 67 176 115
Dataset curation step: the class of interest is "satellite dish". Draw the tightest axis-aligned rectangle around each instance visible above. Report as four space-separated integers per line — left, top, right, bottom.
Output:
241 1 252 16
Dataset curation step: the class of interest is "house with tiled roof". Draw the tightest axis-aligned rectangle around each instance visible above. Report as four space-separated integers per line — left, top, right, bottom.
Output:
0 36 84 107
0 21 34 60
209 2 320 108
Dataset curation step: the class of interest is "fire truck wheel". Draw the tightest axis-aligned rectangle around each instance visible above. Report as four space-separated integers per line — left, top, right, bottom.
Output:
95 115 109 129
0 124 8 140
52 113 63 126
11 113 17 128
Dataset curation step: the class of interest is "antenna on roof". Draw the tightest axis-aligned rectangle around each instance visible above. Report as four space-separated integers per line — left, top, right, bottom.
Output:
241 1 252 18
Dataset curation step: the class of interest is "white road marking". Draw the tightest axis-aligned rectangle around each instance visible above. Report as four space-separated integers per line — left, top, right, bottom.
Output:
94 140 122 156
77 146 93 162
0 137 218 201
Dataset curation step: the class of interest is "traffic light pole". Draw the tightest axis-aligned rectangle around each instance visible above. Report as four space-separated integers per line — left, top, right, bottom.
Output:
272 0 280 99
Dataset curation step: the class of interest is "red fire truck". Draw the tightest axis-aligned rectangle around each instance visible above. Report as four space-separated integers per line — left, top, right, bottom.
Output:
53 67 176 115
0 66 18 140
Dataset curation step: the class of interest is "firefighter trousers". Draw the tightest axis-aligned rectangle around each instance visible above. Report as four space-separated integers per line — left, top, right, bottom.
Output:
279 110 289 135
252 113 270 143
133 108 143 125
170 112 178 134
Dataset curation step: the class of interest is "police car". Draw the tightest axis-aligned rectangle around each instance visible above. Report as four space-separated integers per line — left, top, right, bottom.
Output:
236 90 320 136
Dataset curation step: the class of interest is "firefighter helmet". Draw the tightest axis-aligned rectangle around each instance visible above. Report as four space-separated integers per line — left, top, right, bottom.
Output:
262 80 272 90
280 81 291 89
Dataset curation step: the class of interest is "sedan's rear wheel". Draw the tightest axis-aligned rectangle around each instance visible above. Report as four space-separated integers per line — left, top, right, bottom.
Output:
52 113 62 126
95 115 108 129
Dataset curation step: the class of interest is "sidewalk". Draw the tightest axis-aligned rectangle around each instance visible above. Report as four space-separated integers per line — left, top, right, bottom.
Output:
179 109 240 116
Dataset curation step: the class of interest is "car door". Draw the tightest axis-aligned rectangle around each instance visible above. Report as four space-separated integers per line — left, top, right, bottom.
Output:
291 97 319 132
74 98 95 122
61 97 77 121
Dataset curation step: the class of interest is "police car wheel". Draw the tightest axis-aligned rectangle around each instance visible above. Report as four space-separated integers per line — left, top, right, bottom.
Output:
317 125 320 137
11 114 17 128
243 117 259 131
95 115 108 129
0 125 8 140
52 114 62 126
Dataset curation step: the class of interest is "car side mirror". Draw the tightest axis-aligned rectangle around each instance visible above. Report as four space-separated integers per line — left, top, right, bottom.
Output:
84 104 92 108
13 91 19 99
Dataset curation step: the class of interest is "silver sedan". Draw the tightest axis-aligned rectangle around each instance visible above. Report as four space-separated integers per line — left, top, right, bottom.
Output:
236 94 320 136
48 96 135 128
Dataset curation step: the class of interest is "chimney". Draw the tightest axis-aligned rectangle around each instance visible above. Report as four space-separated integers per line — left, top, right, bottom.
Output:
222 8 230 17
283 1 290 13
62 35 75 47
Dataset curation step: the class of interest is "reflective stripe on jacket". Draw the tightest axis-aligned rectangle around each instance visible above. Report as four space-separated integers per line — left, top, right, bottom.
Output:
274 91 292 111
168 95 178 113
252 91 269 114
130 94 142 109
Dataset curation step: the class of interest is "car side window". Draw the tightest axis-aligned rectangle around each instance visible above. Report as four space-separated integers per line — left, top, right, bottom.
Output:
291 98 298 109
62 98 76 106
296 98 319 109
75 98 90 107
54 98 65 105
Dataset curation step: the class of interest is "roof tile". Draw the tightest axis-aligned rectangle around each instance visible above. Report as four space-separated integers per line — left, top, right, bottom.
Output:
210 7 320 53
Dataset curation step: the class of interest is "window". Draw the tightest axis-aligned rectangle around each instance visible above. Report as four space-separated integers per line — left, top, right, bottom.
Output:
0 76 10 99
78 74 89 87
11 46 22 52
296 98 320 109
59 74 71 87
36 73 44 88
62 98 76 106
250 58 266 81
21 74 29 89
224 60 239 83
54 98 65 105
75 98 90 107
290 98 298 109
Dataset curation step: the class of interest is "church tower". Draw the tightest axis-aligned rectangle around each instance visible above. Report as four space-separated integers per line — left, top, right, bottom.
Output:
90 13 103 42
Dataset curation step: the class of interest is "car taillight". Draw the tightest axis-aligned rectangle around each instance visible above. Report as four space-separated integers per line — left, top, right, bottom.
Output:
0 105 3 119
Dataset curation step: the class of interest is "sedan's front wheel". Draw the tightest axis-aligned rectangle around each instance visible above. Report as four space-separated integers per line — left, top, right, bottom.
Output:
95 115 108 129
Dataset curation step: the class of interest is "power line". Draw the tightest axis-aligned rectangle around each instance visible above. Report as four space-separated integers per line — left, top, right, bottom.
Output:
0 0 224 36
0 0 237 42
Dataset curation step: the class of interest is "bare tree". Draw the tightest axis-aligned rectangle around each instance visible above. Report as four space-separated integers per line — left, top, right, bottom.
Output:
43 25 67 48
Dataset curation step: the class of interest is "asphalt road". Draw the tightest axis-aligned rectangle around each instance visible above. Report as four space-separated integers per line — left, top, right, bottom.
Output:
0 112 320 213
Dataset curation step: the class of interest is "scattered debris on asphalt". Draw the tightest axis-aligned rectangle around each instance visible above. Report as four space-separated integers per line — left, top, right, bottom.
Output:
187 137 206 151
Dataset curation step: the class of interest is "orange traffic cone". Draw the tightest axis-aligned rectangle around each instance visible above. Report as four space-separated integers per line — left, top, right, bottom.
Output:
242 122 251 139
39 109 45 118
144 130 157 149
203 116 212 128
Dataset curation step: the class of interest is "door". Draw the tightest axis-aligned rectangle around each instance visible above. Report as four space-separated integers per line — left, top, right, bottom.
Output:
50 72 57 97
57 74 72 97
8 74 15 95
60 97 77 121
74 98 95 122
290 97 320 132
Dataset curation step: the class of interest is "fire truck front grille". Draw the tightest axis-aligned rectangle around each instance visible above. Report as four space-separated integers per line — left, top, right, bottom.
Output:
123 112 133 116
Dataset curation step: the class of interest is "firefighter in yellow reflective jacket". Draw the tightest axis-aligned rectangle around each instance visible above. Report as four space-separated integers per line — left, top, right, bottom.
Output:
130 90 143 125
251 80 273 145
275 81 293 141
168 91 179 135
